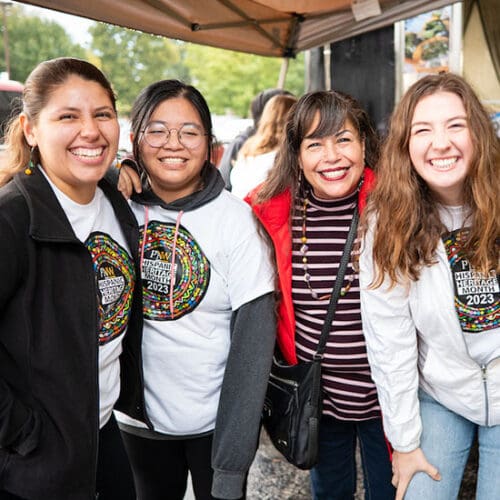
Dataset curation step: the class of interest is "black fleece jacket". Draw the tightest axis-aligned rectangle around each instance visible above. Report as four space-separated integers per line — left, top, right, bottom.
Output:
0 169 145 499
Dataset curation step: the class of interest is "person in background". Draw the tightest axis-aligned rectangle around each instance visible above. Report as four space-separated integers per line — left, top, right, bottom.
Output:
0 57 141 500
218 87 293 190
359 72 499 500
230 93 296 199
114 79 276 500
246 90 395 500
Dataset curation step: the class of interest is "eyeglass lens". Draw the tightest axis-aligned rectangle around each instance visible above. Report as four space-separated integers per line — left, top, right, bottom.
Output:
143 122 204 149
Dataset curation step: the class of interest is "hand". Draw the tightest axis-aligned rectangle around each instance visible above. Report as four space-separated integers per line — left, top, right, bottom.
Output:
391 448 441 500
118 163 142 199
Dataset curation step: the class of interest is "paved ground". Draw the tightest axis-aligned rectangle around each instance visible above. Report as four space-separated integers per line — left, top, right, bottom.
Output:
185 430 478 499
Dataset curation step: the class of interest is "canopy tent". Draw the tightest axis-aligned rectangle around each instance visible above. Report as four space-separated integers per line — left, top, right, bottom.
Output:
463 0 500 83
20 0 455 58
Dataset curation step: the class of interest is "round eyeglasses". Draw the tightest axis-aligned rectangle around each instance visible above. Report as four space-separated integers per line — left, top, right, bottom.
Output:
142 122 207 149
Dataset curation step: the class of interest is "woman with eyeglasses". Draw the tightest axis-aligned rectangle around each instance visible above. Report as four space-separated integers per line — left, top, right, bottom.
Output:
114 79 276 500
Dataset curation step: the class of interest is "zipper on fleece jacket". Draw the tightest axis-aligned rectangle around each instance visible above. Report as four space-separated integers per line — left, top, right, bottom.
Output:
83 245 100 500
481 364 489 426
481 356 500 427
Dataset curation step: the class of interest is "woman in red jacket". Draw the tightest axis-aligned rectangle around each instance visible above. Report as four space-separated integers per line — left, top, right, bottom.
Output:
246 90 394 500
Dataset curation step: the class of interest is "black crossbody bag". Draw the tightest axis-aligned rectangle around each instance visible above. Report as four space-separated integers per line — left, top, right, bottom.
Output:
262 208 359 470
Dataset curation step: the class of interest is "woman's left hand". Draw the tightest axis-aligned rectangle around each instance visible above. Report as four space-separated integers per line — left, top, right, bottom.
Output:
391 448 441 500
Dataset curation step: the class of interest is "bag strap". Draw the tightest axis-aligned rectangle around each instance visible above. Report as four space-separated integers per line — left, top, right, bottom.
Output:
314 206 359 359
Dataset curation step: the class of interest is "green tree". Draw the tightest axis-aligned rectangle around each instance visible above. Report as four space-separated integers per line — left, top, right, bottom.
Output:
90 23 185 114
184 44 305 116
0 5 85 82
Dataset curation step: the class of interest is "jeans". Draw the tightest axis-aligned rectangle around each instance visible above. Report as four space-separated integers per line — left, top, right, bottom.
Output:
405 390 500 500
310 415 394 500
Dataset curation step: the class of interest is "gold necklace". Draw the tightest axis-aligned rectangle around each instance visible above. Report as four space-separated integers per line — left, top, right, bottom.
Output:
299 196 354 300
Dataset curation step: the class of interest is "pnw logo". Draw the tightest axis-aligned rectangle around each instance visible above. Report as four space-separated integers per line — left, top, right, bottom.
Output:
443 229 499 333
86 232 135 345
99 265 126 305
140 220 210 321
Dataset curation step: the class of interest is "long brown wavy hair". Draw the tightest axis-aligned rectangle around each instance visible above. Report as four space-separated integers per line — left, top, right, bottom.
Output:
365 72 500 287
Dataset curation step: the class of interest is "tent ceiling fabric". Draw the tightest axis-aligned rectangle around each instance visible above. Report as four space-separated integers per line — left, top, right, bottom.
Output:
22 0 455 57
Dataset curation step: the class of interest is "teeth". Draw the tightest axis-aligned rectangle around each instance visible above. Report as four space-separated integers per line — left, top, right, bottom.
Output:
71 147 103 158
321 168 347 180
431 158 457 168
159 157 185 164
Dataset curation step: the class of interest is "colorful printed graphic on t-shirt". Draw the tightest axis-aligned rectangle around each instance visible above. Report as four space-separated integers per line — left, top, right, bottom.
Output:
86 232 135 345
443 229 499 333
140 220 210 321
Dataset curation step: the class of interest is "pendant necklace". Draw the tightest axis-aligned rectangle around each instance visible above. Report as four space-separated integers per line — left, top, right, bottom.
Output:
299 195 354 301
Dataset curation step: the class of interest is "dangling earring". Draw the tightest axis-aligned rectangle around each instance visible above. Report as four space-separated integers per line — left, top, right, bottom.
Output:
25 146 35 175
297 168 306 198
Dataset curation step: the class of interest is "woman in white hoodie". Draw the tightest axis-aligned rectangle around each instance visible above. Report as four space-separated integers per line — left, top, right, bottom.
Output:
359 72 499 500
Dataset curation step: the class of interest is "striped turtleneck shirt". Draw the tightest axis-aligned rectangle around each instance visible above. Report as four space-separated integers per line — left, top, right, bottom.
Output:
291 189 380 421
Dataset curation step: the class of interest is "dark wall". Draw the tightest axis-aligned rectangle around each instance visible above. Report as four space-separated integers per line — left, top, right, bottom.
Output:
330 25 395 135
308 25 395 136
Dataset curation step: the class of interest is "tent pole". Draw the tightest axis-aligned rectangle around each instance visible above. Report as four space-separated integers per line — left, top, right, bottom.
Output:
277 57 289 88
324 44 331 90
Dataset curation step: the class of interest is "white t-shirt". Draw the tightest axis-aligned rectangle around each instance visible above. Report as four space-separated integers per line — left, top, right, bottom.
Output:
230 150 277 199
439 205 500 365
42 169 135 428
118 190 274 435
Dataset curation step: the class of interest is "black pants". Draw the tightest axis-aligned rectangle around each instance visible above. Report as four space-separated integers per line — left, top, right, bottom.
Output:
121 431 220 500
0 493 23 500
96 415 136 499
0 415 135 500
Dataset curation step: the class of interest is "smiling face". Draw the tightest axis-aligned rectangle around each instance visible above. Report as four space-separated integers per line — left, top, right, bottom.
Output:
409 91 473 206
299 114 365 200
137 97 208 203
22 75 119 204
